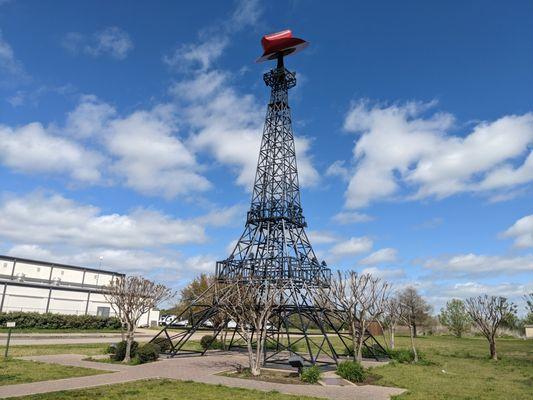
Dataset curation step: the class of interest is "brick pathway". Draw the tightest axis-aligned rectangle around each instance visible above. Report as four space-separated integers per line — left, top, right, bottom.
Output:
0 353 405 399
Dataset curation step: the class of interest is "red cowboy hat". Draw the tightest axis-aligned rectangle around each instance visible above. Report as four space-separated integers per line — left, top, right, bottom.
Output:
256 30 309 63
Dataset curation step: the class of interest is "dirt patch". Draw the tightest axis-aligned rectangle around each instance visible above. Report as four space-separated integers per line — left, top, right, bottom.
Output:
219 368 314 385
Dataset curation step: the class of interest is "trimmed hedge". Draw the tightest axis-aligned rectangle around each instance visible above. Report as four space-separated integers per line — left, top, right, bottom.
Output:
152 337 172 352
112 340 139 361
200 334 223 350
0 312 121 330
137 343 160 363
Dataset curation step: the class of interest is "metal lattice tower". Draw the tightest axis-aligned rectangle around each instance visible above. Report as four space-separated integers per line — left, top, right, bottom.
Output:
215 57 331 287
151 33 387 365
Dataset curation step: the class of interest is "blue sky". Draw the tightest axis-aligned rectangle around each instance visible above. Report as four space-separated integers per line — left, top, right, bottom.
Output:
0 0 531 312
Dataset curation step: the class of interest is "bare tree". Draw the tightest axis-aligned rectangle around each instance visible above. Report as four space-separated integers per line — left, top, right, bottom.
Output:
398 287 432 337
326 271 390 362
105 276 174 362
398 301 419 362
217 280 283 376
383 295 402 349
465 295 517 360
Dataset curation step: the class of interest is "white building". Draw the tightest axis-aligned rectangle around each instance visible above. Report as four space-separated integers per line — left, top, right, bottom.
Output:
0 255 159 327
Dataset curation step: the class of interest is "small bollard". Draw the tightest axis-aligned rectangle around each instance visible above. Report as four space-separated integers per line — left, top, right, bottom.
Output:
4 321 15 358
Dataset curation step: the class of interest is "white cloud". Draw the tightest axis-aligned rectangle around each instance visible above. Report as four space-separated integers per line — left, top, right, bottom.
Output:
360 266 406 281
360 247 398 265
307 230 339 245
0 192 207 249
330 236 373 258
163 0 318 191
66 95 116 138
421 280 533 315
230 0 261 27
342 100 533 208
326 160 350 181
86 27 133 59
0 29 25 77
163 0 260 72
61 32 84 54
179 71 319 189
502 215 533 248
192 204 244 227
424 253 533 278
437 281 533 300
0 122 103 182
184 254 217 273
332 211 373 224
170 70 227 100
105 104 211 198
6 244 184 275
63 27 133 60
164 38 229 72
1 94 212 198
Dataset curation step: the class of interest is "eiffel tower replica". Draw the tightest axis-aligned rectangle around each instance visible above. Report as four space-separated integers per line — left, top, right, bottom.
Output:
151 30 386 365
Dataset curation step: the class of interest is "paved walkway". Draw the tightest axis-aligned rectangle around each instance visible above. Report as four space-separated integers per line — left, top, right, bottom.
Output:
0 353 405 399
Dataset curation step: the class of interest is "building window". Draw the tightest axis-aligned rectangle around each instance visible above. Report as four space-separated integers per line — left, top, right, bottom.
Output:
96 307 110 318
60 270 64 275
3 263 7 268
37 267 41 272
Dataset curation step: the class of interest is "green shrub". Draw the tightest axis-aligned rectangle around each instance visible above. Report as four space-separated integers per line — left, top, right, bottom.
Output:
388 349 413 363
136 343 160 364
200 335 223 350
112 340 139 361
346 345 385 359
130 357 141 365
0 311 121 330
337 360 366 383
387 349 416 363
301 365 321 383
105 344 116 354
152 337 172 352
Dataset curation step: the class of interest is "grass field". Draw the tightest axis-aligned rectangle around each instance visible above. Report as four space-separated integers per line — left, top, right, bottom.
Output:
0 328 122 333
17 379 317 400
0 343 111 357
0 358 106 386
370 335 533 400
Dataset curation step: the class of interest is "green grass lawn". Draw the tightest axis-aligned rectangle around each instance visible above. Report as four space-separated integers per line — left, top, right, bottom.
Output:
370 335 533 400
0 343 111 357
0 358 107 386
17 379 317 400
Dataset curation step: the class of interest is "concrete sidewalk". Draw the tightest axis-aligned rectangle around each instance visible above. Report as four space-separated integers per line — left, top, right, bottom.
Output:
0 353 405 399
